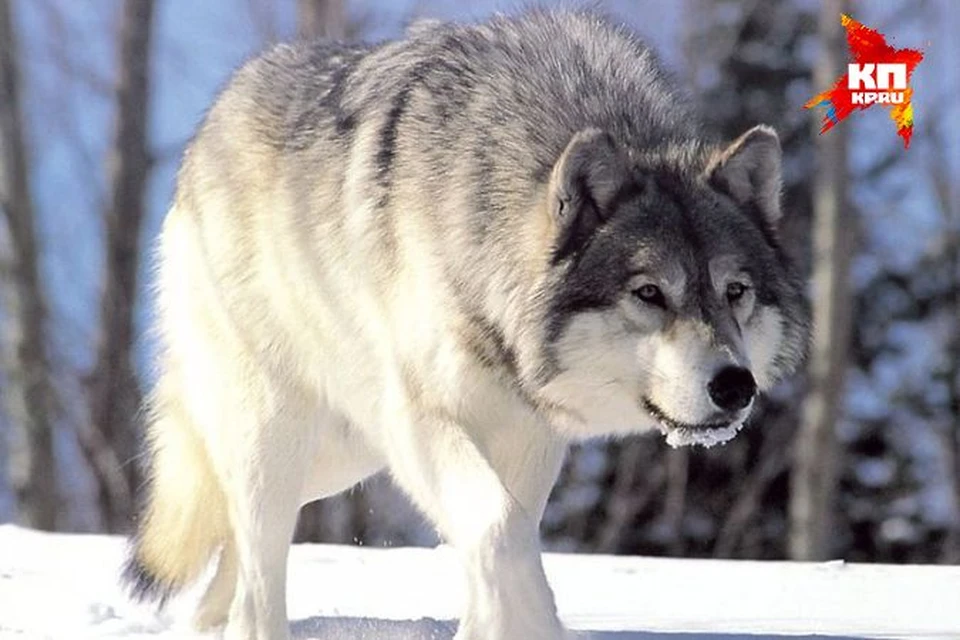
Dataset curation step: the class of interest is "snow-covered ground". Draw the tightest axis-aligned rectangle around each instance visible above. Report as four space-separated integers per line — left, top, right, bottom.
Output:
1 525 957 639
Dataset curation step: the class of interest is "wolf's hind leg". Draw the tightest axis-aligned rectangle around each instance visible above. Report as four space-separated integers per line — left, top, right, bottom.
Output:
224 411 316 640
196 408 383 636
193 540 238 631
191 365 319 640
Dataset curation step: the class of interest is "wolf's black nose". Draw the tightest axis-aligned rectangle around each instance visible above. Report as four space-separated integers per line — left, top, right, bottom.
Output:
708 366 756 412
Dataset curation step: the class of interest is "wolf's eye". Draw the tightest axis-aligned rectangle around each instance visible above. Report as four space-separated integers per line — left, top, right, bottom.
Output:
726 282 749 304
633 284 666 308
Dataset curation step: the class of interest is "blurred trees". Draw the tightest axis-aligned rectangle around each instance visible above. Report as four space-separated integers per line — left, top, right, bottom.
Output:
1 0 157 533
0 0 58 530
830 3 958 564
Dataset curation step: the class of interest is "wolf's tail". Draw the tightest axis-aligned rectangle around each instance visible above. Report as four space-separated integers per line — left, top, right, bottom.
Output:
122 392 229 606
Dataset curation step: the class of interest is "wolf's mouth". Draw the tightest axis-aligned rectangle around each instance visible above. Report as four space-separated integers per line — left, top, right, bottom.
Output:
641 398 732 431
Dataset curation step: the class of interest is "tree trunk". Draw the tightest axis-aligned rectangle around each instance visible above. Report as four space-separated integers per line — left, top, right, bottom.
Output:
0 0 58 530
297 0 346 39
87 0 155 532
788 0 851 561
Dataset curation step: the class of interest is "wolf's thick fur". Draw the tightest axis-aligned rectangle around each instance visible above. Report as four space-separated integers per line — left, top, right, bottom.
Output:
124 9 809 640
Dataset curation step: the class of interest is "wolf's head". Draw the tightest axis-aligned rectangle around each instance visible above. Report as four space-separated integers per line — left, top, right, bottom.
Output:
528 126 809 447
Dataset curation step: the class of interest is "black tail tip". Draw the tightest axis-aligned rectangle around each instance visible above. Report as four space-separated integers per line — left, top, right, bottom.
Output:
121 552 174 608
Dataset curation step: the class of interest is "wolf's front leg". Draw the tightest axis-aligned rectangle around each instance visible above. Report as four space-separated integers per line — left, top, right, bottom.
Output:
384 407 567 640
455 526 565 640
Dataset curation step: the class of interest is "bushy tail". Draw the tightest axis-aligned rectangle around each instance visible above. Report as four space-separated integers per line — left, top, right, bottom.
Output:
123 395 229 606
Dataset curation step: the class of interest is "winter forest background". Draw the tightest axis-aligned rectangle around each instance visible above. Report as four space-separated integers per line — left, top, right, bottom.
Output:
0 0 958 565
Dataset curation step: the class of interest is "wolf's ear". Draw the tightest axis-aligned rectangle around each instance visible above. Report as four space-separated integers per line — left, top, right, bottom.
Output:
707 125 783 226
548 128 632 263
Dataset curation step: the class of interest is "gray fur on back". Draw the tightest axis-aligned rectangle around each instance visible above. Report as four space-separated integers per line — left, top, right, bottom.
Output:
241 9 700 166
198 9 706 312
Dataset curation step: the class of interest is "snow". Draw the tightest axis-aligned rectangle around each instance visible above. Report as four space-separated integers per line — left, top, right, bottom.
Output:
1 525 958 639
663 422 744 448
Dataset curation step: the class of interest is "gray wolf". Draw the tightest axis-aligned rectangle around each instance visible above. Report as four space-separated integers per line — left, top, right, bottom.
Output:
123 9 809 640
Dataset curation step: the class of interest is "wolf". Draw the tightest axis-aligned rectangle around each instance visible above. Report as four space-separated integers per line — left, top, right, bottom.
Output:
123 8 809 640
